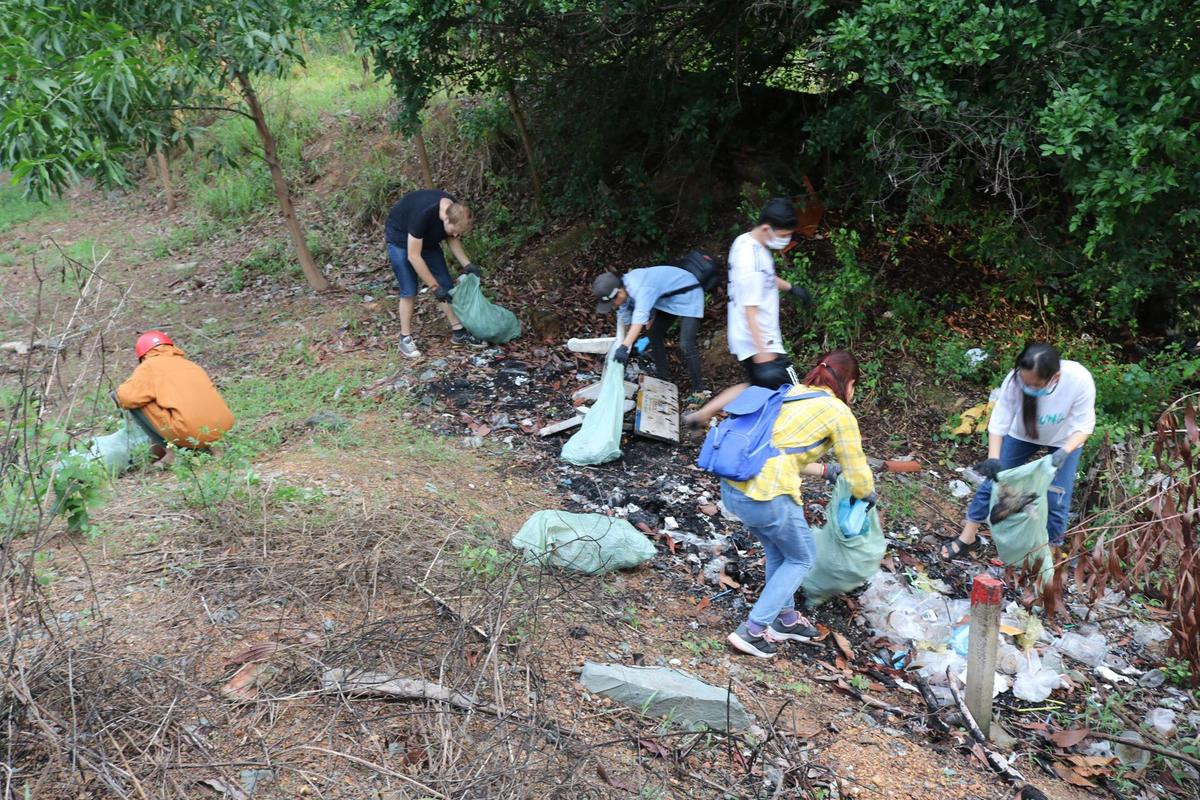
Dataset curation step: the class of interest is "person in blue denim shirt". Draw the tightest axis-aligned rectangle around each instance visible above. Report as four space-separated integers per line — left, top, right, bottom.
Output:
384 189 483 358
591 266 706 393
942 342 1095 561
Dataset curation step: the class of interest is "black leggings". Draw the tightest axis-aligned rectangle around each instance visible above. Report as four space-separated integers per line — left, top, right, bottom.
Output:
646 313 704 392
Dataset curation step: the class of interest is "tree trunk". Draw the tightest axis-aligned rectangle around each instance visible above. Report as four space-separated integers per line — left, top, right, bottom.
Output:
506 87 543 211
155 149 176 212
235 71 330 292
413 129 433 188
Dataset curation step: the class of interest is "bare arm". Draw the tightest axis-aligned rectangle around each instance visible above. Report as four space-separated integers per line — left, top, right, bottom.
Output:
1059 431 1090 455
447 236 470 268
407 235 439 289
621 322 644 349
775 276 792 291
986 432 1004 460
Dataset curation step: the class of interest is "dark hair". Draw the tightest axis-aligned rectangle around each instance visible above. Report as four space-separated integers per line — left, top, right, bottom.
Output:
803 350 860 403
1013 342 1061 438
758 197 798 229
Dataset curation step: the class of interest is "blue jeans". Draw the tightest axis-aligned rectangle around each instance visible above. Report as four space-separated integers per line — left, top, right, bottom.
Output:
966 435 1083 546
721 482 815 626
387 242 452 298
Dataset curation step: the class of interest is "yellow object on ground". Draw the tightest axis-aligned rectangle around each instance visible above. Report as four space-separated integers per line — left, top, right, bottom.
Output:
951 400 993 435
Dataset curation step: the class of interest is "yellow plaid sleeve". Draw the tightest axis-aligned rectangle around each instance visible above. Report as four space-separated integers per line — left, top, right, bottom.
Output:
829 408 874 499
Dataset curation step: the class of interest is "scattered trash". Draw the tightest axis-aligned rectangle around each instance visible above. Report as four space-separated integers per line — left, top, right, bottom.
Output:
580 661 752 731
948 624 971 657
802 476 886 607
1144 707 1177 738
511 510 655 575
1012 651 1065 702
948 479 971 499
450 273 521 343
1113 731 1153 769
1054 630 1109 667
1132 622 1171 647
964 348 988 367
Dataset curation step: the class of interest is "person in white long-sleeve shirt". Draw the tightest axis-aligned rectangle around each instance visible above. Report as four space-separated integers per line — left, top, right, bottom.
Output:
942 342 1096 559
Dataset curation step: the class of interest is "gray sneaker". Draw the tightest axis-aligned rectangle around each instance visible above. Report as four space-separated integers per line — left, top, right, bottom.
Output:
727 622 777 659
398 335 422 358
769 614 819 642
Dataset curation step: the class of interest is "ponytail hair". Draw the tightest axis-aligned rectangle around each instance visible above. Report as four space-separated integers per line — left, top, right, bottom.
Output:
802 350 860 403
1012 342 1061 439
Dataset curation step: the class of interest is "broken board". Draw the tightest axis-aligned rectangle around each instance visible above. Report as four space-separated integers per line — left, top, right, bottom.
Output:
539 399 636 437
634 375 679 442
571 380 638 403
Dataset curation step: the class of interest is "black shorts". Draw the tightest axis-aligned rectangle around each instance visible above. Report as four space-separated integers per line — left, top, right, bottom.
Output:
740 354 793 388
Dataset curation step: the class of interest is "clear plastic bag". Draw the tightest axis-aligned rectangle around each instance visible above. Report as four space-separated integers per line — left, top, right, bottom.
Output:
451 274 521 343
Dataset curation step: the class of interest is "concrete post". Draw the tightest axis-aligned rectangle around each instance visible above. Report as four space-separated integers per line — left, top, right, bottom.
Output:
965 574 1004 737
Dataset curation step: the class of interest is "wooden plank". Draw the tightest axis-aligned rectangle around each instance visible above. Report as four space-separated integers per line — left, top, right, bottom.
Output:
566 337 616 354
539 399 637 438
634 375 680 442
571 380 638 402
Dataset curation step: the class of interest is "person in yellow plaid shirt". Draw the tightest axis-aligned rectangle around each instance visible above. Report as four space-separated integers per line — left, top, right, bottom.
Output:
724 350 876 658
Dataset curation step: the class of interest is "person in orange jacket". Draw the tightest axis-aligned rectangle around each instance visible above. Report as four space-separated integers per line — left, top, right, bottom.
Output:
115 331 234 461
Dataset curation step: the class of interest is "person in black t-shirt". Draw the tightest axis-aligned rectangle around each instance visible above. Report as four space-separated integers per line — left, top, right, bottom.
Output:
384 189 483 357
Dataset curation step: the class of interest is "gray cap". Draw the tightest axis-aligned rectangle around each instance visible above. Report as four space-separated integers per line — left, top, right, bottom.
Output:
591 272 622 314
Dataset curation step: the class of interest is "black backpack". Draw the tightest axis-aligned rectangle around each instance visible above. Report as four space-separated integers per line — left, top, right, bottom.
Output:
662 249 721 298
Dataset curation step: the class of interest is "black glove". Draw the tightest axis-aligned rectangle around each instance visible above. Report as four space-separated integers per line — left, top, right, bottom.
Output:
854 491 878 507
434 286 452 302
1051 448 1070 468
612 344 630 364
788 284 813 306
976 457 1002 481
464 262 481 278
823 463 842 483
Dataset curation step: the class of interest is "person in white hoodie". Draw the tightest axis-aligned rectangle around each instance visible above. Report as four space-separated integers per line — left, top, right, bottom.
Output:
942 342 1095 559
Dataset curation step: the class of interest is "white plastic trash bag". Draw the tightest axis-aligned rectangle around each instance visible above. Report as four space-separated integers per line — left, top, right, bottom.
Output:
511 510 655 575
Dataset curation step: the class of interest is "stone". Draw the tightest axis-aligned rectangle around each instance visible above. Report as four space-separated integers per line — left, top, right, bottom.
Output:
1138 668 1166 688
304 411 350 431
239 768 275 795
580 662 752 731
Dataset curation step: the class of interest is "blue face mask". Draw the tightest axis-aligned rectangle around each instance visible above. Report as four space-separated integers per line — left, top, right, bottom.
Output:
1021 376 1059 397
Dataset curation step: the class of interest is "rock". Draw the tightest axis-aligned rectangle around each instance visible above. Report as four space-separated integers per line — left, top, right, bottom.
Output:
430 358 448 369
580 662 752 731
699 504 719 516
304 411 350 431
418 369 436 381
988 722 1019 751
948 479 971 499
239 768 275 795
211 607 239 624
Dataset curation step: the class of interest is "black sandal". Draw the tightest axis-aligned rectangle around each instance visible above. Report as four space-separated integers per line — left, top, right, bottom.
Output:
940 536 980 561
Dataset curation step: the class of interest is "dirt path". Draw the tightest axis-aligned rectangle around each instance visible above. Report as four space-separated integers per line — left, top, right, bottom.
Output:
2 185 1108 799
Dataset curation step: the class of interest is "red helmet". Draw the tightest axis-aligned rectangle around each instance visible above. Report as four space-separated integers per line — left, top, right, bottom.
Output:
135 330 173 359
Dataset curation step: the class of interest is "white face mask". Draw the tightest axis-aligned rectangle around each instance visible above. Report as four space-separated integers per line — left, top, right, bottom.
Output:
765 233 792 250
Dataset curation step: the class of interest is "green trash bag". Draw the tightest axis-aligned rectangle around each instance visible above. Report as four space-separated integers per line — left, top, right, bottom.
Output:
989 454 1055 587
561 353 625 465
511 510 656 574
63 415 154 476
802 474 887 607
450 274 521 343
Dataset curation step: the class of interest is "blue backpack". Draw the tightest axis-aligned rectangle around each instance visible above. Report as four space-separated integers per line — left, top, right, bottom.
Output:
697 386 830 481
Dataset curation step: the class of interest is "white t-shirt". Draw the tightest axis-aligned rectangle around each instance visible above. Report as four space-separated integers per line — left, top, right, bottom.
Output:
987 359 1096 447
726 232 783 360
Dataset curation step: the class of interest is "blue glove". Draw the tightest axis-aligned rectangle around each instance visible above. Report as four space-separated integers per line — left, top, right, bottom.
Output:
612 345 630 364
464 263 481 277
1051 448 1070 468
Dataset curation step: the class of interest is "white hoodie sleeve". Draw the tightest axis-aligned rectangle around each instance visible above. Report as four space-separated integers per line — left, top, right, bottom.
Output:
1065 363 1097 437
987 371 1018 438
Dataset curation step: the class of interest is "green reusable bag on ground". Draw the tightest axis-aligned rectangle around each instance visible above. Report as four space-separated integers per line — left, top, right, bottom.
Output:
451 274 521 343
61 415 154 477
512 510 656 574
989 454 1055 587
561 353 625 465
802 474 886 607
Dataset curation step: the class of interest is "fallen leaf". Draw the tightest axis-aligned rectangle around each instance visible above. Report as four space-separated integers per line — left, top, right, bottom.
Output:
1046 727 1091 749
596 763 635 791
467 422 491 437
832 632 855 661
718 573 741 590
637 738 671 758
693 597 711 615
699 504 719 516
222 641 280 669
1053 762 1095 787
220 662 277 702
198 778 251 800
814 624 831 642
665 536 676 554
401 747 428 766
880 554 896 572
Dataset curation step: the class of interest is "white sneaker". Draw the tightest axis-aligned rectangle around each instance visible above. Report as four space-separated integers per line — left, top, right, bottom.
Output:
398 335 422 358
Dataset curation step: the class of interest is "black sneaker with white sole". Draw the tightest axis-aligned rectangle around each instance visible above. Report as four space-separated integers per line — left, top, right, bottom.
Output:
451 328 485 347
727 622 777 658
769 615 819 642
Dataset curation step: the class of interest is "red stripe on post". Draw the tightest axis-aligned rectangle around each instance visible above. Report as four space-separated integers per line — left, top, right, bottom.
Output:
970 574 1004 606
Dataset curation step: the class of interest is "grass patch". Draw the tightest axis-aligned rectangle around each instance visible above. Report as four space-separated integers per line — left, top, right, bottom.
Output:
0 182 64 232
